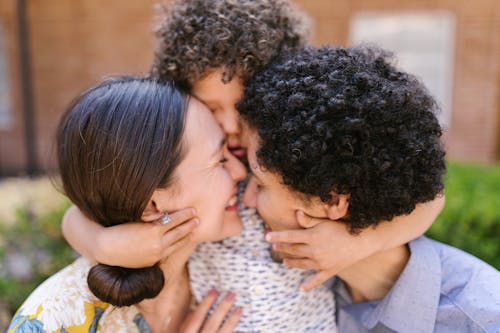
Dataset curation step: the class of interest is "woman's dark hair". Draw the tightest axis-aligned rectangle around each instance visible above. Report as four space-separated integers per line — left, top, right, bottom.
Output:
150 0 309 89
238 46 446 233
57 76 188 306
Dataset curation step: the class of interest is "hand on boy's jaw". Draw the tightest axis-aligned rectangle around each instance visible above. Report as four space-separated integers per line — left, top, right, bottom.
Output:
264 211 360 290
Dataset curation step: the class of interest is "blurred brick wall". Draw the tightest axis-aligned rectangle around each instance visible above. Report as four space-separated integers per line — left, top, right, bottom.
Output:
0 0 158 175
0 1 25 175
295 0 500 162
0 0 499 175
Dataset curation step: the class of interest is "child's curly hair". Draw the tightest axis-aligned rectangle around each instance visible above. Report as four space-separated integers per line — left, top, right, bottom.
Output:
151 0 309 89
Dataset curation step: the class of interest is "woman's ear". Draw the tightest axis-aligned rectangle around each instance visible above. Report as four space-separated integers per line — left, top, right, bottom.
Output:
141 192 163 222
325 193 350 220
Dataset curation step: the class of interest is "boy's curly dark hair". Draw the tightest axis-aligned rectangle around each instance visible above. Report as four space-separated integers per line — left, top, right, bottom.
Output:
151 0 309 89
238 46 446 232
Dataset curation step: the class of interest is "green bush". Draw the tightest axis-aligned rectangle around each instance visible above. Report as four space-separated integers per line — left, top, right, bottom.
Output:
427 161 500 270
0 201 76 318
0 161 499 324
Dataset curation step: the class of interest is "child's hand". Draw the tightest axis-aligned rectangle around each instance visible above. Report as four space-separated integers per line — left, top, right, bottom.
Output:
180 290 242 333
95 208 199 267
266 196 445 291
266 217 367 291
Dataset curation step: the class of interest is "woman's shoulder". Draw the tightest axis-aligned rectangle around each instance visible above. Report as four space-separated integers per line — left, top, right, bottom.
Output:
6 257 112 333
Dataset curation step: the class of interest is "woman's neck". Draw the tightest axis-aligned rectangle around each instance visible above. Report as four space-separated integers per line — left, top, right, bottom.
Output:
136 243 197 332
337 245 410 303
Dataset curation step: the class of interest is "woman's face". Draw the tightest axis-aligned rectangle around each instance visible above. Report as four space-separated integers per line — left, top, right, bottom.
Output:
151 98 247 243
191 69 247 160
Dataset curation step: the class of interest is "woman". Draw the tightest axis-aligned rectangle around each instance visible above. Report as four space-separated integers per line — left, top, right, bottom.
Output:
8 76 246 333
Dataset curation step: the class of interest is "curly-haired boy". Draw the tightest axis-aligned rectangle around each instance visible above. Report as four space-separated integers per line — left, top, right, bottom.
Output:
239 45 500 332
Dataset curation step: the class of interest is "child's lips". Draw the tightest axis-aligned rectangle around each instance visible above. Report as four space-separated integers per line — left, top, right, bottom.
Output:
229 146 247 158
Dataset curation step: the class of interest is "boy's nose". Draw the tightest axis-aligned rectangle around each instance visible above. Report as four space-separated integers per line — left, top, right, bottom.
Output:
242 175 258 208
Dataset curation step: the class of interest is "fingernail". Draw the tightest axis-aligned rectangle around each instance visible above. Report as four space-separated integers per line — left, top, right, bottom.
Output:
272 243 278 251
208 288 218 296
233 307 243 315
265 233 272 242
224 292 235 301
193 218 200 225
299 286 306 293
191 208 197 215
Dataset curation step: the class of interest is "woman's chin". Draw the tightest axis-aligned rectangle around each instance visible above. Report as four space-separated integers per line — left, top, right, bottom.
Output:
221 212 243 238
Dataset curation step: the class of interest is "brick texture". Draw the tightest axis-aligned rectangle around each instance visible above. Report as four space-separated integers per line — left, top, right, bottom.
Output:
0 0 499 175
294 0 500 162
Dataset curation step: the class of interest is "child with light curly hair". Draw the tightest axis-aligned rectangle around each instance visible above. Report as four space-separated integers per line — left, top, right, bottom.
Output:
61 1 444 331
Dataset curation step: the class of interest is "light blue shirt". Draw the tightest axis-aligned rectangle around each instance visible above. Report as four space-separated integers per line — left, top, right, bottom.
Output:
333 236 500 333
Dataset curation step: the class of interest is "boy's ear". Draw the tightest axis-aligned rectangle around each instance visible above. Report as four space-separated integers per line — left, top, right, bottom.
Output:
141 192 163 222
325 192 350 220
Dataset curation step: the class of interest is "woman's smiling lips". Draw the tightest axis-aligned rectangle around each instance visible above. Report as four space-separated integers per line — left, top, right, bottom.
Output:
225 193 239 211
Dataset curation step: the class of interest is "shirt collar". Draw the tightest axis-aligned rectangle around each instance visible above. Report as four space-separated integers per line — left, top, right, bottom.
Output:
337 236 442 333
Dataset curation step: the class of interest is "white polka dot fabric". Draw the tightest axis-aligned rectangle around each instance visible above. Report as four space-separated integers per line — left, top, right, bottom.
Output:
188 183 338 333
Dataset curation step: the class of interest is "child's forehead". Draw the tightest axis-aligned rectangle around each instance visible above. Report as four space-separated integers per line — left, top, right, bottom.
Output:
191 70 244 105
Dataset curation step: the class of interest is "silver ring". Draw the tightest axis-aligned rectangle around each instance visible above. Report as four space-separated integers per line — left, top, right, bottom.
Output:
160 214 172 225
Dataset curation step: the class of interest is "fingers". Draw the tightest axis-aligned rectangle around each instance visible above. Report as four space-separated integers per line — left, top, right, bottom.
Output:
299 270 335 292
161 231 194 258
161 218 199 250
296 210 323 228
218 307 243 333
272 242 312 258
283 257 317 270
183 289 219 333
155 208 197 231
265 228 311 244
181 290 242 333
201 292 236 333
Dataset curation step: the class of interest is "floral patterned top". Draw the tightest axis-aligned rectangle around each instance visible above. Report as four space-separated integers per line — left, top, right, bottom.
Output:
7 257 151 333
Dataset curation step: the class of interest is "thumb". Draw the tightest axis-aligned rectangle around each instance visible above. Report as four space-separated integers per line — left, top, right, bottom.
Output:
296 210 322 229
300 270 334 291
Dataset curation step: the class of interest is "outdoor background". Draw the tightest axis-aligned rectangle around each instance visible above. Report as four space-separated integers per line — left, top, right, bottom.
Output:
1 0 500 329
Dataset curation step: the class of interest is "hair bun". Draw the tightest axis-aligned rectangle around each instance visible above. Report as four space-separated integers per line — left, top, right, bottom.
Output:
87 264 164 307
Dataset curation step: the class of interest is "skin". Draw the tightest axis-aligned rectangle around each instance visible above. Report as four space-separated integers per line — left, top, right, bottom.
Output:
142 98 247 243
63 67 442 292
191 69 247 160
243 130 349 231
139 99 247 331
189 71 443 290
92 98 246 332
242 128 413 302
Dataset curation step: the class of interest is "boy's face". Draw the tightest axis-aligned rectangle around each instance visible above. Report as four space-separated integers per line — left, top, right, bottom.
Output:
242 129 329 232
191 69 247 160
